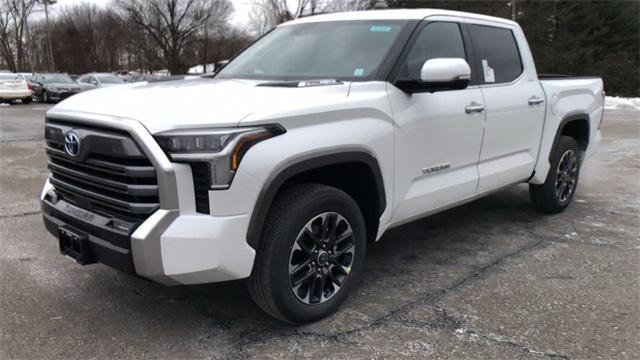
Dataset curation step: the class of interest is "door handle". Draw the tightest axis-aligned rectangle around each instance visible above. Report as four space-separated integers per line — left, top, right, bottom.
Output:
528 96 544 106
465 102 486 114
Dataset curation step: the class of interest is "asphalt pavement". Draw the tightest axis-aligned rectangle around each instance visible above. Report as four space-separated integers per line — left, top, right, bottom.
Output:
1 103 638 359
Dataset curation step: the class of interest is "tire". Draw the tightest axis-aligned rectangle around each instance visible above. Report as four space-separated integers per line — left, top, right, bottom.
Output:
530 136 581 214
22 96 32 104
248 183 367 324
42 91 50 104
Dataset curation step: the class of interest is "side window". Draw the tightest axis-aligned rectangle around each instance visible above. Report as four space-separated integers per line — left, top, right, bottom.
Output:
402 22 466 80
469 25 523 84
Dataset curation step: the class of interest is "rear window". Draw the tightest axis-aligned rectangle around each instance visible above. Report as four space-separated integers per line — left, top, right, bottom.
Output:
469 25 523 84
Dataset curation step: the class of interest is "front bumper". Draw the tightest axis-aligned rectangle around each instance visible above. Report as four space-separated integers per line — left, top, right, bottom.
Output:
41 110 259 286
47 89 81 101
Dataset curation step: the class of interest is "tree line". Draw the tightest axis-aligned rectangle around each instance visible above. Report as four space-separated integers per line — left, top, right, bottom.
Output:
0 0 252 75
1 0 637 96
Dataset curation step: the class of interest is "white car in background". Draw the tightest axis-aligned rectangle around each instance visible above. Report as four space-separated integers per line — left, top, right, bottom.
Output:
0 73 33 104
76 73 125 91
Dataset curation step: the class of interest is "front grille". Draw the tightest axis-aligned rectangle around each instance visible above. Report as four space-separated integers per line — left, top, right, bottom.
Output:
45 119 159 222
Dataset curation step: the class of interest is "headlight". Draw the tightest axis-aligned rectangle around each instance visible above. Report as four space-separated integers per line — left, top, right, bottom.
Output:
154 125 285 189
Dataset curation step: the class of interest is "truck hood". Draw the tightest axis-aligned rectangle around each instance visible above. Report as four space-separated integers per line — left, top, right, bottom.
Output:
50 78 351 133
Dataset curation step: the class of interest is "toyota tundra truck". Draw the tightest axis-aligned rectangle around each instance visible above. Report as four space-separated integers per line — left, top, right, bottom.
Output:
41 9 604 323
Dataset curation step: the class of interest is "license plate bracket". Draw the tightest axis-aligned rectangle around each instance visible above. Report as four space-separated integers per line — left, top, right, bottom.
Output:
58 226 95 265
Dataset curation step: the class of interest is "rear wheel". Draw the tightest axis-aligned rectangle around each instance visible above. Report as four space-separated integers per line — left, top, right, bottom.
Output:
530 136 581 213
248 183 366 324
22 96 32 104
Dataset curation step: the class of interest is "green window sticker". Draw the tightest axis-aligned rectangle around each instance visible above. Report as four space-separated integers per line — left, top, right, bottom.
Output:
370 25 392 33
353 68 365 77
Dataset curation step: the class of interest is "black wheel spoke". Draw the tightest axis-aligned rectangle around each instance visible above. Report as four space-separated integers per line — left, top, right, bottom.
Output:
304 227 322 247
297 234 316 254
292 268 314 287
334 231 352 247
290 259 312 277
308 276 319 303
327 269 343 287
330 243 354 262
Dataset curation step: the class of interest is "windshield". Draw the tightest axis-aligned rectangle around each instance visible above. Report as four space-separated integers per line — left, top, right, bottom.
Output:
97 75 123 84
217 20 407 81
42 74 75 84
0 74 21 81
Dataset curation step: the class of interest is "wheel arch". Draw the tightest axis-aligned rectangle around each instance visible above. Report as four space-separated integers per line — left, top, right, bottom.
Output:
246 150 387 250
553 113 590 158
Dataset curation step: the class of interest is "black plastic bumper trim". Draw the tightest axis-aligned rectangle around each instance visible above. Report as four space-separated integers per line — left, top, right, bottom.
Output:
42 198 137 275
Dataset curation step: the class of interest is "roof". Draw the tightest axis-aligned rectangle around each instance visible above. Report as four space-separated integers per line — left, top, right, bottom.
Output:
283 8 516 27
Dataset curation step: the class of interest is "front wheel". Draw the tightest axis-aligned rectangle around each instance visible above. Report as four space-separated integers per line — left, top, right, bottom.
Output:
530 136 581 213
42 91 50 103
248 183 366 324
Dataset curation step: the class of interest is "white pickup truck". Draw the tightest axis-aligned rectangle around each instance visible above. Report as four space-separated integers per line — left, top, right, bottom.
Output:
41 9 604 323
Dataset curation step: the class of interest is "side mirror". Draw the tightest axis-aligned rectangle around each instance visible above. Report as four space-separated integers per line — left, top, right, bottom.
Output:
396 58 471 94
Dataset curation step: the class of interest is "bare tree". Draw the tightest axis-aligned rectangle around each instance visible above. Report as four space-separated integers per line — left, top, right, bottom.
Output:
115 0 233 74
0 0 37 71
0 3 16 70
322 0 378 12
249 0 377 35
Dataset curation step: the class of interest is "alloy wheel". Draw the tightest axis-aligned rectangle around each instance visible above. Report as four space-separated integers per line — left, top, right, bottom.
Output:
555 149 578 203
288 212 356 305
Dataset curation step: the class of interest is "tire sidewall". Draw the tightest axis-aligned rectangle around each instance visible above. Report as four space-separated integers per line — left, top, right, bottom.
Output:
268 189 366 323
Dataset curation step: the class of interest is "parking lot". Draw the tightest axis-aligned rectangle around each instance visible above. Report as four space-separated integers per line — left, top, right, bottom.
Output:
1 104 638 359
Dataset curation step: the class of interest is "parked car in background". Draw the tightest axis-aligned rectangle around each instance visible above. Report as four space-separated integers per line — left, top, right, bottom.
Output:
30 73 82 103
0 72 33 104
128 74 163 83
77 73 124 90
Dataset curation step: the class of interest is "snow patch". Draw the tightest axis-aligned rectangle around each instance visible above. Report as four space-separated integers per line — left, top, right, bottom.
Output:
605 96 640 111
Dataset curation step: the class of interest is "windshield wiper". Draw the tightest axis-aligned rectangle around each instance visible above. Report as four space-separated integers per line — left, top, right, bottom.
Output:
256 79 343 88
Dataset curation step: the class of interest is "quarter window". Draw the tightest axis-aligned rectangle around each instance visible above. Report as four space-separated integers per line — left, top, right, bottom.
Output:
401 22 466 80
469 25 523 84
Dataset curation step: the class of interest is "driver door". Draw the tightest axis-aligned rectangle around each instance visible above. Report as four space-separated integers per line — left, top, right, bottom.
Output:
388 21 486 223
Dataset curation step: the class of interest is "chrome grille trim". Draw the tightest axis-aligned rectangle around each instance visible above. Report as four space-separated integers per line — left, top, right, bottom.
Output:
45 110 179 215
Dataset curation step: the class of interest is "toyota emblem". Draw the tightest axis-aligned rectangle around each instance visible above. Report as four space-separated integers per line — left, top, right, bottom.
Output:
64 131 80 157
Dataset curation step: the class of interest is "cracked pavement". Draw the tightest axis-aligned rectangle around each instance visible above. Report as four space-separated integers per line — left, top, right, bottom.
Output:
1 104 639 359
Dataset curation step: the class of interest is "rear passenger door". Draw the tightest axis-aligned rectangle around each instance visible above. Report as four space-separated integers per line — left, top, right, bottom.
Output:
467 24 546 192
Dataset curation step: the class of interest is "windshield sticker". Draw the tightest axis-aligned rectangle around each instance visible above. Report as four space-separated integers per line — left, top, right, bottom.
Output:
353 68 365 77
482 60 495 83
370 25 392 32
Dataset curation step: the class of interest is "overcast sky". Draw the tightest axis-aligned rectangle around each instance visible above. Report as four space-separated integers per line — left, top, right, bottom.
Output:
50 0 254 27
